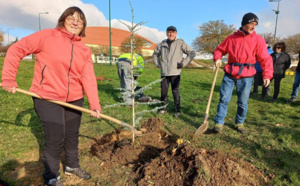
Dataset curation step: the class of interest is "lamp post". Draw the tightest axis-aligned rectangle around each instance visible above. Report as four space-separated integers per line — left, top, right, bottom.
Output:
269 0 281 43
39 12 49 31
7 27 14 45
109 0 112 66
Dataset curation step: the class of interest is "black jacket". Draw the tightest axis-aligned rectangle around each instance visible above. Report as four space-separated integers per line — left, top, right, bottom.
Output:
271 52 291 78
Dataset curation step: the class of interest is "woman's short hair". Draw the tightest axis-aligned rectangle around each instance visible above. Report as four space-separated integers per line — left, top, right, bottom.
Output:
56 6 87 37
273 41 286 52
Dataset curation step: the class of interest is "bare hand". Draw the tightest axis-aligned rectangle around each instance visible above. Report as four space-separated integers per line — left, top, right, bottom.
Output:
215 59 222 67
2 86 17 93
263 79 270 87
91 110 101 118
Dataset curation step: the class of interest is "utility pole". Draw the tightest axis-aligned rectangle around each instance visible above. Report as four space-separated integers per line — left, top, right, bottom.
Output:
39 12 49 31
109 0 112 66
7 28 14 45
270 0 281 43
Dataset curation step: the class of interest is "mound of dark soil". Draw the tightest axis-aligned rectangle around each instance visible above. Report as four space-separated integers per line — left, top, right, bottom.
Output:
90 117 270 185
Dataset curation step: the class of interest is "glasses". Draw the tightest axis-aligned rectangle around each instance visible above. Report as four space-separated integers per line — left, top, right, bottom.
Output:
276 47 281 49
67 17 83 26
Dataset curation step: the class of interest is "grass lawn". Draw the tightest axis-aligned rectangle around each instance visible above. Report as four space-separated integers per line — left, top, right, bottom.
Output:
0 57 300 185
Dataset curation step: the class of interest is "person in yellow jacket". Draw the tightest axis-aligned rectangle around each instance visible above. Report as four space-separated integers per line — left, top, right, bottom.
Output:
117 53 144 104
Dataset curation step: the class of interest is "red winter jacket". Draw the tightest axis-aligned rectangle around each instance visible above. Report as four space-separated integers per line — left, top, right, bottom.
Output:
1 28 101 111
214 30 273 80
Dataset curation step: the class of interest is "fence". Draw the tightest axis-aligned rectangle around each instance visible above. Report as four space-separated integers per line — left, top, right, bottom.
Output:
92 55 118 64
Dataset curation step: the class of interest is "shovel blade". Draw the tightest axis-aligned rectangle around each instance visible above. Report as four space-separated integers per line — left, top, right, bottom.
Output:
193 121 209 138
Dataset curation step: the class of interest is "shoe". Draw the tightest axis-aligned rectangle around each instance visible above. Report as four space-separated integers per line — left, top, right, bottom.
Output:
236 124 246 133
137 96 152 102
157 109 166 115
173 112 181 118
270 99 276 103
250 91 258 96
45 177 63 186
65 167 91 180
213 124 223 133
286 98 296 103
258 96 264 100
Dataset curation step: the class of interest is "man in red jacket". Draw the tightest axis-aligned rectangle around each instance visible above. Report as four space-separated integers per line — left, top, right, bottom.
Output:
213 12 273 133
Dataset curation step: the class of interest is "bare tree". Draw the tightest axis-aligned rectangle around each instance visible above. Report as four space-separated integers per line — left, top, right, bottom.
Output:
283 33 300 56
259 32 274 44
120 36 145 54
258 32 284 47
89 46 101 55
192 20 236 54
0 30 3 47
88 45 118 57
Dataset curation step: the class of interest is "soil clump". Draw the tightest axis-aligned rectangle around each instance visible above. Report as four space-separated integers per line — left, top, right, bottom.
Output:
90 117 270 185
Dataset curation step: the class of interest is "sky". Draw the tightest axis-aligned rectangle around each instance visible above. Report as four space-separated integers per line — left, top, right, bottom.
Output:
1 0 300 48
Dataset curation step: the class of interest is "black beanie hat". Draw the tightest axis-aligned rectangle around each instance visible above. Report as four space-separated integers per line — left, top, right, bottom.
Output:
241 13 259 26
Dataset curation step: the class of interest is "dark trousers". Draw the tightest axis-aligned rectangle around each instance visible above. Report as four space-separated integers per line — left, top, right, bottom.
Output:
161 75 181 112
262 77 282 99
253 72 270 94
33 98 83 183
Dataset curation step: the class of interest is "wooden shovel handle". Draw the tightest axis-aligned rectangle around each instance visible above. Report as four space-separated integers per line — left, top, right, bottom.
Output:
0 83 135 131
204 65 220 121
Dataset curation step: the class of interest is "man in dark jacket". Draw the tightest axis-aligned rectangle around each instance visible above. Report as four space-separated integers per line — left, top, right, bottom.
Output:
251 41 273 96
287 50 300 103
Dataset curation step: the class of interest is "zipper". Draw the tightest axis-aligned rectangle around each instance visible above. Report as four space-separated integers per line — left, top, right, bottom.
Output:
40 65 46 88
66 34 75 102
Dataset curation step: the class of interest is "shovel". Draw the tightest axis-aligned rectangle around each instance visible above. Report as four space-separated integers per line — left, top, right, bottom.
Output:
193 65 220 138
0 83 141 135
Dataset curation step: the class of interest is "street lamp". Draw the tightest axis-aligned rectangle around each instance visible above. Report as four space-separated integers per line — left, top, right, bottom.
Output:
109 0 112 66
269 0 281 43
7 27 14 45
39 12 49 31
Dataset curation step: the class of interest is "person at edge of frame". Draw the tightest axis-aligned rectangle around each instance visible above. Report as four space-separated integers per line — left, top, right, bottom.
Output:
286 50 300 103
1 6 101 186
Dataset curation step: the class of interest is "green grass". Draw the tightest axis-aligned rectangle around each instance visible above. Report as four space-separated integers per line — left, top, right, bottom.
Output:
1 57 300 185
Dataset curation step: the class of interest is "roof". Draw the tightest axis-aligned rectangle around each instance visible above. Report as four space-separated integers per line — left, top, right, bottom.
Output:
81 26 157 50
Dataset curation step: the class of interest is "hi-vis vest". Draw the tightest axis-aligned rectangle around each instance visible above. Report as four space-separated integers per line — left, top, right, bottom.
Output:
118 53 144 75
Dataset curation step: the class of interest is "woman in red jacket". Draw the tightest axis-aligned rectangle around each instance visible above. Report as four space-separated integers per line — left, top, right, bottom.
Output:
1 7 100 185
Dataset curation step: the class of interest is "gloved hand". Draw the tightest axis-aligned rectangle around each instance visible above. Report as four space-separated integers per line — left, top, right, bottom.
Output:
215 59 222 67
177 62 183 69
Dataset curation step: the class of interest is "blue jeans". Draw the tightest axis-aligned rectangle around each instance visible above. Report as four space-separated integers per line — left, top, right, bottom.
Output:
214 74 253 125
291 71 300 99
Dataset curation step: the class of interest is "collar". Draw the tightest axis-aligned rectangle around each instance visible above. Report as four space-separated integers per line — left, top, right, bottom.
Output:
56 27 81 41
239 27 249 35
235 29 256 37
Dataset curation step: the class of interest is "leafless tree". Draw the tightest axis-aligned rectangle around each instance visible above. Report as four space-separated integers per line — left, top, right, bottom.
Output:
192 20 236 53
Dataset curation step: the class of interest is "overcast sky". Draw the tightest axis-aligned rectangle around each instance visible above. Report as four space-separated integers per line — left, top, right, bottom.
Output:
1 0 300 47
